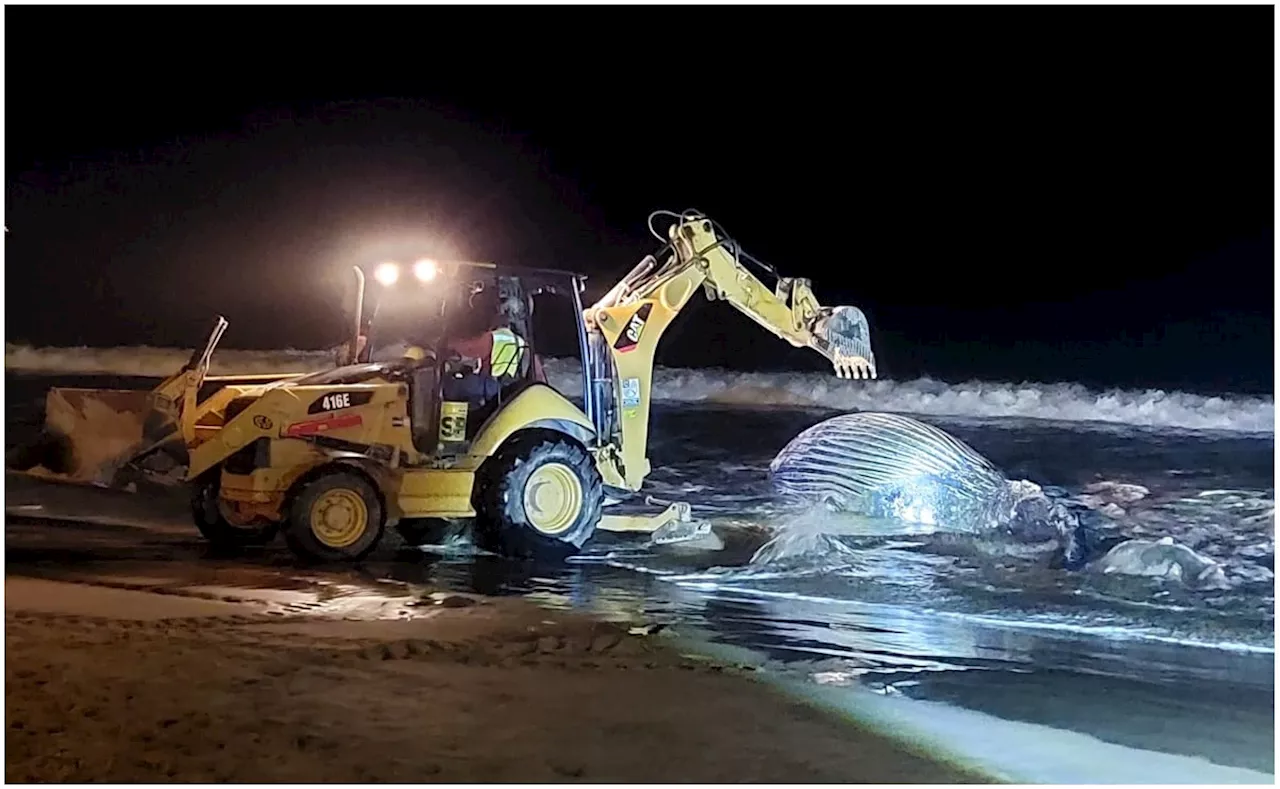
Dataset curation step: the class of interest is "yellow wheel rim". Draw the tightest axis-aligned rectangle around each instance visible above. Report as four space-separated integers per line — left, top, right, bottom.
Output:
523 463 584 536
309 488 369 549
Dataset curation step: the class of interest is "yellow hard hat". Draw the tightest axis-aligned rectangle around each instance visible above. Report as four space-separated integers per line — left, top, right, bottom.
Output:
402 345 426 362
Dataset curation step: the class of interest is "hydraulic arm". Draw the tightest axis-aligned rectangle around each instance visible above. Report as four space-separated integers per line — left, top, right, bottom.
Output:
585 210 877 491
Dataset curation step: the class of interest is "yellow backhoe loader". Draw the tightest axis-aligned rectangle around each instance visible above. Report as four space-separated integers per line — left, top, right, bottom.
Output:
11 210 877 561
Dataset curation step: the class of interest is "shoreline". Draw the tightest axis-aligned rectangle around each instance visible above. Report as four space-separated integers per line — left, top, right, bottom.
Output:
5 575 989 783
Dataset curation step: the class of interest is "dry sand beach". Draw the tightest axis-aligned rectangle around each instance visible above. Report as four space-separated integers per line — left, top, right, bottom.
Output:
5 572 984 783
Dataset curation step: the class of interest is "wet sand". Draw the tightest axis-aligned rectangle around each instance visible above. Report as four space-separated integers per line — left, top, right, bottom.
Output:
5 574 985 783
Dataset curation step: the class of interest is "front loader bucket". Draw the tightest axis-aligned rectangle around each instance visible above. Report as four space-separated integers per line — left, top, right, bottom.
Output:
14 389 154 486
8 315 232 488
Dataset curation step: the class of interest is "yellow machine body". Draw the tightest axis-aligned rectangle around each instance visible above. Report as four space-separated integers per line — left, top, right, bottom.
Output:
186 378 597 528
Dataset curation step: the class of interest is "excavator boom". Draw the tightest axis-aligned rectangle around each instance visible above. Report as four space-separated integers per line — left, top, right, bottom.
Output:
599 213 875 379
585 210 877 492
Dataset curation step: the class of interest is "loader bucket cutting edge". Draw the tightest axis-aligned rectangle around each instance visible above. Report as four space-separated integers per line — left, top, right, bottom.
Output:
21 388 157 486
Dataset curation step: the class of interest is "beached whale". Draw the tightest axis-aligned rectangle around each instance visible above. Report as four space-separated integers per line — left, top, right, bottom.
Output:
763 412 1226 587
768 412 1056 535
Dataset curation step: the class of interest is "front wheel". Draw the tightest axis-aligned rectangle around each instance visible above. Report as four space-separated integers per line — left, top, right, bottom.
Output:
283 471 385 562
190 473 277 549
474 435 603 560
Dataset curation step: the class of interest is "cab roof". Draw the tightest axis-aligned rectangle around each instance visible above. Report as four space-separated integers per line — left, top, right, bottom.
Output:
416 259 589 282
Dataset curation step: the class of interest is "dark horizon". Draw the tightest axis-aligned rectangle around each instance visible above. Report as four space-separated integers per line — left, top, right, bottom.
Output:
5 6 1274 395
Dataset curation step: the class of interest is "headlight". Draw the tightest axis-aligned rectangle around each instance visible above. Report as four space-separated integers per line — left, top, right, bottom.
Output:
374 261 400 287
413 258 438 282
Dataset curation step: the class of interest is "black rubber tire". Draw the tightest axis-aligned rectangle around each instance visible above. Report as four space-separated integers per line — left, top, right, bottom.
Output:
395 517 468 547
283 471 385 562
190 474 278 548
473 434 603 560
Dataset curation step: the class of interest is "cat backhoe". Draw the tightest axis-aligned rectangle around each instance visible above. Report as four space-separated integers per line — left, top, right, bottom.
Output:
13 210 877 561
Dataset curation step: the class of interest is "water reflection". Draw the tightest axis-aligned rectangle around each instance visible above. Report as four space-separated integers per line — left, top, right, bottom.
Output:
390 549 1275 774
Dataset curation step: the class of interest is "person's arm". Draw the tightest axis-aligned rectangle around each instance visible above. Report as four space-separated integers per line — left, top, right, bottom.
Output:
532 353 547 383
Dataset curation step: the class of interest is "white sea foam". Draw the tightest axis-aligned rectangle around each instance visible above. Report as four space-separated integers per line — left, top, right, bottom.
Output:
4 344 1273 434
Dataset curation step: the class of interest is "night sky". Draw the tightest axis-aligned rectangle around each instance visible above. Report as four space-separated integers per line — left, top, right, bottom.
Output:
6 6 1273 395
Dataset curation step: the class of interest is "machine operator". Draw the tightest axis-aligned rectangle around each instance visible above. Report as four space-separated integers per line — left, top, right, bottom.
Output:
400 286 546 403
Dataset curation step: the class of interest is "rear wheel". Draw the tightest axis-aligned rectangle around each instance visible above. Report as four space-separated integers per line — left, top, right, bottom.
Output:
190 473 277 549
474 435 603 560
283 471 385 562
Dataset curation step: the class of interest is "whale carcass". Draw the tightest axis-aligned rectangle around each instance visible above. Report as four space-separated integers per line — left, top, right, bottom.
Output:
768 412 1052 535
762 412 1230 588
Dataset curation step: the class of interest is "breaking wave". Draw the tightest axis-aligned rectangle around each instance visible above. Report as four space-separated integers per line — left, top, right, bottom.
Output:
4 344 1273 434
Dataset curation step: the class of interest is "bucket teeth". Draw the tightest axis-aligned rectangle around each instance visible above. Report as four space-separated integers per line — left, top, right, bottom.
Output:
812 306 876 378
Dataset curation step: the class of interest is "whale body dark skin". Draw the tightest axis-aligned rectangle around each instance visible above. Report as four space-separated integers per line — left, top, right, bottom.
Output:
767 413 1120 570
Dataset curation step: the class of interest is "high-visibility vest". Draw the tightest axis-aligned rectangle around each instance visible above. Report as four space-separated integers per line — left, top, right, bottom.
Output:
489 328 526 379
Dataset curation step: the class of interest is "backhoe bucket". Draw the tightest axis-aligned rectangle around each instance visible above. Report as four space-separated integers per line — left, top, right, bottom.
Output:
812 305 877 377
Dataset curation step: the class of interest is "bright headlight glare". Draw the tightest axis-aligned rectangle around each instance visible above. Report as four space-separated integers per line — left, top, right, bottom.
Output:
413 258 438 282
374 261 400 287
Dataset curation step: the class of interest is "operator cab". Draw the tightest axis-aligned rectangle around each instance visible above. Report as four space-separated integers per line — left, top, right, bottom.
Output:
341 260 590 459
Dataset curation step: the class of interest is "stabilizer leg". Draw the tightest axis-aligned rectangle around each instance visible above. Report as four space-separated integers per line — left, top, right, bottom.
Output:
597 497 717 547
